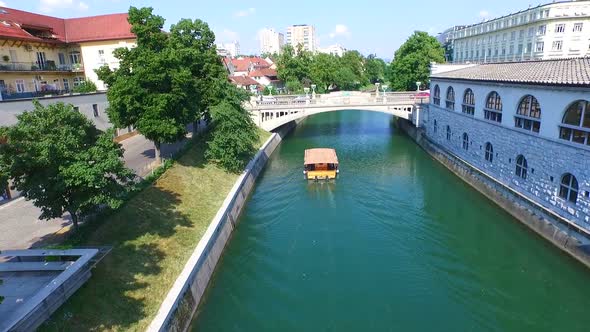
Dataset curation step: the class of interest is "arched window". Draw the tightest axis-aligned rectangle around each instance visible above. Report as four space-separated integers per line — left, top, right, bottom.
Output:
462 132 469 150
484 91 502 123
515 95 541 133
462 89 475 116
446 125 451 141
559 173 579 203
559 100 590 145
433 85 441 106
515 155 528 180
485 142 493 162
446 86 455 110
433 119 438 133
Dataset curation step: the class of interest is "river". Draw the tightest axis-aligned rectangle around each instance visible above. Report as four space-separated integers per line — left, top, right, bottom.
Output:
192 110 590 331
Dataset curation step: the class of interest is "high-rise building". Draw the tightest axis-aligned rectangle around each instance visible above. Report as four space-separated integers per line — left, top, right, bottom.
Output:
259 28 284 55
216 41 240 58
286 24 317 52
318 44 347 57
452 0 590 63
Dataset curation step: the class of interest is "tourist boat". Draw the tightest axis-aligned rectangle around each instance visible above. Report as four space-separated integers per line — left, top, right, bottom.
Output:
304 148 339 180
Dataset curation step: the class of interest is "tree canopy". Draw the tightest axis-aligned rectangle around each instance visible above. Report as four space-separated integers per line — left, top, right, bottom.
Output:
276 45 385 93
205 102 259 173
388 31 445 91
0 102 133 228
97 7 228 161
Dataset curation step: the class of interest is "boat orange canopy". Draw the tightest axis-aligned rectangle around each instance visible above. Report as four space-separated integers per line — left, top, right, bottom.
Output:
304 148 339 165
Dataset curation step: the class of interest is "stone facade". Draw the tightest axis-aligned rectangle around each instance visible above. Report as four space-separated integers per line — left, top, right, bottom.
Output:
426 79 590 231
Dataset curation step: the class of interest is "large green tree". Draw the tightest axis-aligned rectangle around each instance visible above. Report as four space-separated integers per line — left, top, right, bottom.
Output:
0 102 133 229
97 7 226 162
365 54 387 84
205 102 259 173
388 31 445 91
310 53 339 92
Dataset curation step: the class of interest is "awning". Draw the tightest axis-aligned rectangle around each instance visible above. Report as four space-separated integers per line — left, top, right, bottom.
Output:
304 148 338 165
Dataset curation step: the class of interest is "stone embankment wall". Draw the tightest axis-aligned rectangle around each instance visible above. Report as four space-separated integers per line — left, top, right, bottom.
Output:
148 120 299 332
398 118 590 268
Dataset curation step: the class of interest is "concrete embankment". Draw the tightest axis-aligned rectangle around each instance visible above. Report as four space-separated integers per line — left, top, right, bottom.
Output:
148 120 300 332
397 118 590 269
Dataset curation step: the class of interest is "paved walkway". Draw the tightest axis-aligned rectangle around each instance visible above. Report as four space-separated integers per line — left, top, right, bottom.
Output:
0 123 202 250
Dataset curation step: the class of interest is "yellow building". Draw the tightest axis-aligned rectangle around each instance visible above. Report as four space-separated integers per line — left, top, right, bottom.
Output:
0 7 135 99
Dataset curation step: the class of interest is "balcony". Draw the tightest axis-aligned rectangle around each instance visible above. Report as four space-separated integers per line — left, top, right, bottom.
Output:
0 61 84 73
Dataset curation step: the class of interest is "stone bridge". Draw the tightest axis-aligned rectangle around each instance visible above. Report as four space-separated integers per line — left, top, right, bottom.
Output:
245 91 427 131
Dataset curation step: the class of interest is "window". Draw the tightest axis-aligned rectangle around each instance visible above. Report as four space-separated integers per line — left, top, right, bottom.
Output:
509 45 514 55
515 95 541 133
15 79 25 93
555 24 565 33
445 86 455 110
528 27 535 37
462 88 475 116
511 31 516 40
69 51 81 64
573 23 583 32
446 125 451 141
73 77 85 86
519 30 525 39
537 25 546 36
433 85 440 106
518 44 523 54
63 78 69 91
559 100 590 145
559 173 579 203
485 142 494 162
535 42 544 52
433 119 438 133
462 132 469 150
92 104 99 117
484 91 502 123
552 40 563 51
58 53 66 65
515 155 528 180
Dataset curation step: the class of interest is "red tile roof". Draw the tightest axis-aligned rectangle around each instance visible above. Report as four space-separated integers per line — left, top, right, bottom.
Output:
249 68 278 78
229 75 260 86
228 56 271 72
65 14 134 42
0 7 134 44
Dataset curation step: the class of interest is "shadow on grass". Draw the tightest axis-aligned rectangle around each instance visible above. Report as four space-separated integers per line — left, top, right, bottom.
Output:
40 185 192 331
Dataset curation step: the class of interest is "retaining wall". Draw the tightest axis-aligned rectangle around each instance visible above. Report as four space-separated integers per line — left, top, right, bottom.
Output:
147 120 298 332
398 118 590 268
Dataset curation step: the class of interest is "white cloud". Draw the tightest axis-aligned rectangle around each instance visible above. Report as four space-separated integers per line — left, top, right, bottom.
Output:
329 24 350 38
0 1 6 7
39 0 89 13
234 8 255 18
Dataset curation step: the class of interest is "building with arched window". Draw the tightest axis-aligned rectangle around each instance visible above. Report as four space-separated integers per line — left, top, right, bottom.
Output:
427 57 590 231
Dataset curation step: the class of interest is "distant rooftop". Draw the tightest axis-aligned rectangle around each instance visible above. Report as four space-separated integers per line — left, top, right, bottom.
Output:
431 58 590 86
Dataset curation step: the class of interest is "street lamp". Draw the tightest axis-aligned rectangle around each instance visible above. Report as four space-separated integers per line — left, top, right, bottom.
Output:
304 87 310 99
375 82 381 96
381 85 388 104
268 85 273 96
415 81 422 92
311 84 316 99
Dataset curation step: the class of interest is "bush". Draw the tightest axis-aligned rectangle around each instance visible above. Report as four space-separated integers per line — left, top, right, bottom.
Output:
205 102 258 173
72 81 97 93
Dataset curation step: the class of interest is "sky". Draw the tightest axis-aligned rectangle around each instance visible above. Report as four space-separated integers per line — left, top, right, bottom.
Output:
4 0 546 58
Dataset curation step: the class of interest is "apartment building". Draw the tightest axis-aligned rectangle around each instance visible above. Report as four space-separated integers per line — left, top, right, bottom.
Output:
259 28 284 55
452 0 590 63
286 24 317 52
0 7 135 99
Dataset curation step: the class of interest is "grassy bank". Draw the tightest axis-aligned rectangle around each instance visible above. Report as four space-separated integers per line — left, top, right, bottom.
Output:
41 129 270 331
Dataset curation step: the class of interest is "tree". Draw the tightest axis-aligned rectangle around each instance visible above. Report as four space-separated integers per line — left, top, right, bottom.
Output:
72 80 97 93
340 50 368 86
388 31 445 91
334 67 358 91
205 101 258 173
365 54 387 84
97 7 224 162
310 53 339 92
0 102 133 229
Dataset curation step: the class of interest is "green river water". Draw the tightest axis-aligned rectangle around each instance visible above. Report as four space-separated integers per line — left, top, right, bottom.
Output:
192 110 590 331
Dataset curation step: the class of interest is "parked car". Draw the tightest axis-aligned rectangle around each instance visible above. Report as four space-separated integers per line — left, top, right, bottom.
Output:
260 96 277 104
292 95 309 103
